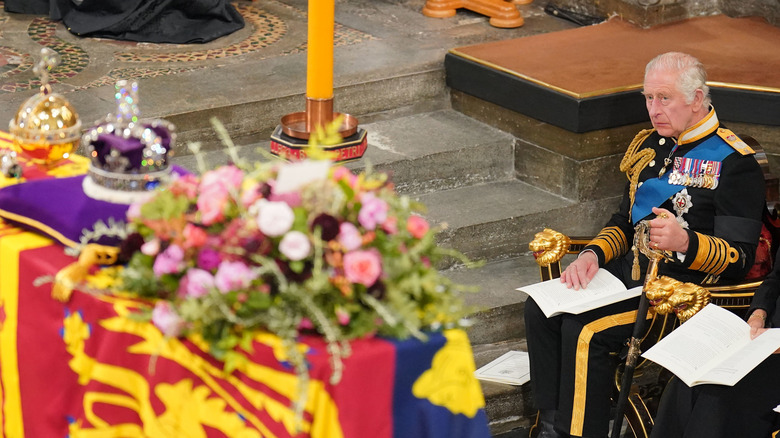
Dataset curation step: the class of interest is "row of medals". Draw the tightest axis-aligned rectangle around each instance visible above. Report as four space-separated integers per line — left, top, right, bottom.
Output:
668 166 719 189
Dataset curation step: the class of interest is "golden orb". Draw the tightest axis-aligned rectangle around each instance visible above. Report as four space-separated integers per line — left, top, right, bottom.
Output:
8 89 82 167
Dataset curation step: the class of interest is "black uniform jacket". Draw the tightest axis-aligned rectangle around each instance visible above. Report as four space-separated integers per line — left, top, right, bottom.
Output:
585 109 765 286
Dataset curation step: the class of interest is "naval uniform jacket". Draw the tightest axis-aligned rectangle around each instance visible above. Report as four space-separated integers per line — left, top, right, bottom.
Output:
586 109 765 286
525 108 766 438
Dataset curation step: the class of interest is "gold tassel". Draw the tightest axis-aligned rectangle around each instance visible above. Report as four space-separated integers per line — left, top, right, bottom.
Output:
632 245 640 281
52 244 119 302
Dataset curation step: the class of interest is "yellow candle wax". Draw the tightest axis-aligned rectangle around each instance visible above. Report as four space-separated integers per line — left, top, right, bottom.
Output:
306 0 335 100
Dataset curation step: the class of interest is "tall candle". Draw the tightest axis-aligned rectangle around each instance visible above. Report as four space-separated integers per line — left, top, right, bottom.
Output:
306 0 335 100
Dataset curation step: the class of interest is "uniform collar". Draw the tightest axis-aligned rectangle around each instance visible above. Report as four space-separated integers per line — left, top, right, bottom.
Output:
677 107 718 145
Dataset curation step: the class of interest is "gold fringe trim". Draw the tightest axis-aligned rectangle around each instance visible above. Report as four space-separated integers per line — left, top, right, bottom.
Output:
619 129 656 220
53 244 120 302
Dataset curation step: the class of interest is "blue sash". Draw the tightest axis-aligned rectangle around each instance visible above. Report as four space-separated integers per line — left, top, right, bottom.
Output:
631 136 736 224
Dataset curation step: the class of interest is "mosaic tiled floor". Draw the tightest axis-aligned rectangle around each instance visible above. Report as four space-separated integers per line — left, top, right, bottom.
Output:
0 0 376 94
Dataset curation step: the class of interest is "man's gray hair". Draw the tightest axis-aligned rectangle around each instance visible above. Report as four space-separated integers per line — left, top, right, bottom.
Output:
645 52 711 108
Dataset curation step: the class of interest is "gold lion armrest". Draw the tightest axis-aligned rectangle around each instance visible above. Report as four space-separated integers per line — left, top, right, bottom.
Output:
529 228 592 282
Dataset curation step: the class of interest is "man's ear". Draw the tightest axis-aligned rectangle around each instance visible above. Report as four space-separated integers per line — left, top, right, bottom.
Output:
691 89 705 111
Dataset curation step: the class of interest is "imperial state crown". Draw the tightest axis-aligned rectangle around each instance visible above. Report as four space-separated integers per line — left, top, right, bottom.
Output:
81 80 176 204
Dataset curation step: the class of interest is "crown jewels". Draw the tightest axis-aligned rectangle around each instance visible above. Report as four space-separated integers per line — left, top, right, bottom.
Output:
81 80 176 204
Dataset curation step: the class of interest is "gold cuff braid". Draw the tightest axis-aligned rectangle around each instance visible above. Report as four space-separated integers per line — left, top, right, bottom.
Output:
588 226 628 266
688 232 740 276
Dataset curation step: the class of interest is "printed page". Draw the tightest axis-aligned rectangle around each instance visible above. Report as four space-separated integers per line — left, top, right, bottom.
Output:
517 269 639 317
642 304 780 386
696 329 780 386
474 351 530 386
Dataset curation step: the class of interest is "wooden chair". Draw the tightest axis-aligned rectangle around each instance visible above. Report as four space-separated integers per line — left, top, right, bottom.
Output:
527 135 779 438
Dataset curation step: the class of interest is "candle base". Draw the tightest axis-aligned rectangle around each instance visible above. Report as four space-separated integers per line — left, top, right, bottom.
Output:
280 97 359 140
270 125 367 163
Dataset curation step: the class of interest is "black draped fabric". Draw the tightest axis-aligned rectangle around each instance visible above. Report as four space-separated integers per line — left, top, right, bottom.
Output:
4 0 50 15
4 0 244 44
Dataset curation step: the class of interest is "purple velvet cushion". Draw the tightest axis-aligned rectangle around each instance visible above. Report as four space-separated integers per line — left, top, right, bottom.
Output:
0 175 129 247
0 166 189 247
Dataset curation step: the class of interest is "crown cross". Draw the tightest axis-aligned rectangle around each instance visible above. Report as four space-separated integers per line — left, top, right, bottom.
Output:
32 48 61 95
114 80 140 126
105 150 130 172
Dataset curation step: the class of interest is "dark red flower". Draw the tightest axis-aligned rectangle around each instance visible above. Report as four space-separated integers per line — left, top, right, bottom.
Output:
311 214 340 241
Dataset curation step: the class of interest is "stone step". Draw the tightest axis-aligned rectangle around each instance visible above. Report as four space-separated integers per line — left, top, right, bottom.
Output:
172 108 518 196
445 257 537 435
416 179 617 267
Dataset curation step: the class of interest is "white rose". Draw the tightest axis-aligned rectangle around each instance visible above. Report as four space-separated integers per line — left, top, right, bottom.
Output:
279 231 311 261
256 200 295 237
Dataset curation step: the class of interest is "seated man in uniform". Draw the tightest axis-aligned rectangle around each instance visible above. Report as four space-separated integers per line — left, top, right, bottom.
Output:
649 246 780 438
524 51 766 438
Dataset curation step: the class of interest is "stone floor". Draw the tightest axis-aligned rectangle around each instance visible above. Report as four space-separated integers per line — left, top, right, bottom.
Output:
0 0 577 150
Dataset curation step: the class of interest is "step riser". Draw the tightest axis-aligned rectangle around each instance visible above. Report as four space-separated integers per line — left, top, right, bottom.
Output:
164 70 450 155
374 141 515 196
435 198 618 268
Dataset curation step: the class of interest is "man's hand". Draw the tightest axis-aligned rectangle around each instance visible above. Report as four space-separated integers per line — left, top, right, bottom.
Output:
649 207 690 253
560 251 599 290
747 310 778 353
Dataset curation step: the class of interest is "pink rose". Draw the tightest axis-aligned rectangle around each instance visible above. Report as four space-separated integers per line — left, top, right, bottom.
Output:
343 249 382 286
200 165 244 194
336 307 350 326
177 268 214 298
197 166 245 226
126 202 143 221
151 301 185 337
153 244 185 276
382 216 398 234
183 223 208 248
197 187 229 226
279 231 311 261
241 181 262 207
338 222 362 251
332 166 357 187
358 193 388 230
406 215 430 239
214 260 258 293
170 174 199 199
255 200 294 237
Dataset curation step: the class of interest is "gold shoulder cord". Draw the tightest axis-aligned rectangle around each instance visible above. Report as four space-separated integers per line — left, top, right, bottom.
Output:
619 129 656 220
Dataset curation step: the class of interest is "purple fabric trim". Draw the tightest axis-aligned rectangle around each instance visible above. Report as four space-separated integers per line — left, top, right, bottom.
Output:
0 166 189 246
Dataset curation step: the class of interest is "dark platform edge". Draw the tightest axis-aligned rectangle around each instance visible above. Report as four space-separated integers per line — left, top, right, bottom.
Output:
445 53 780 133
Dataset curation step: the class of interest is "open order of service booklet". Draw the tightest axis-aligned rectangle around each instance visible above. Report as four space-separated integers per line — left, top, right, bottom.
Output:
642 303 780 387
516 268 643 318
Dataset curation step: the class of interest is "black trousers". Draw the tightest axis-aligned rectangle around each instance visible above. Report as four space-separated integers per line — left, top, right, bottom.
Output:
525 294 650 438
525 257 647 438
651 354 780 438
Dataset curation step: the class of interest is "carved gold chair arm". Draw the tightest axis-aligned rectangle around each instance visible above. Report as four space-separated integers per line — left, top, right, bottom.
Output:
529 228 591 282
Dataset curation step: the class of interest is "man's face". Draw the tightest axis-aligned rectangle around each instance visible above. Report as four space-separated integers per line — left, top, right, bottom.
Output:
642 69 702 138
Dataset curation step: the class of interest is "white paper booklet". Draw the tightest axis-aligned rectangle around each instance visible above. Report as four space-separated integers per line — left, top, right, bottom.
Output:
642 304 780 387
474 350 530 386
516 268 642 318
